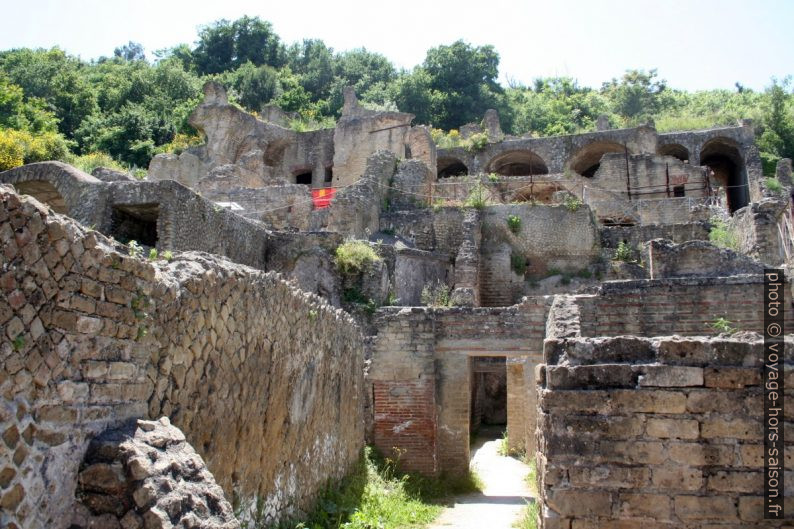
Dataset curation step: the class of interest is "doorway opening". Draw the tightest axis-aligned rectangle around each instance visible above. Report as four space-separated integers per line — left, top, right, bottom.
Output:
470 356 507 446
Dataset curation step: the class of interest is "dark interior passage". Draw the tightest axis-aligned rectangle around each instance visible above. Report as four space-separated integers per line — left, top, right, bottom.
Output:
700 138 748 213
470 356 507 439
110 203 158 247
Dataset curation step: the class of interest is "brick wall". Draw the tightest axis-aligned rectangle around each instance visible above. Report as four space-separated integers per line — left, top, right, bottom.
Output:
369 298 550 475
373 380 437 474
576 276 794 337
536 335 793 528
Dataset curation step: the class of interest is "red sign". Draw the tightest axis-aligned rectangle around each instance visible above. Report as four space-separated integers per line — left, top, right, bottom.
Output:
670 174 689 185
311 188 336 209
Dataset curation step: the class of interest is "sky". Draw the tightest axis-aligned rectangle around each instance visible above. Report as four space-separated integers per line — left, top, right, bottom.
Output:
0 0 792 92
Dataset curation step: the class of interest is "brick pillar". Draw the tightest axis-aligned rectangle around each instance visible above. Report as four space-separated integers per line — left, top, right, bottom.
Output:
436 353 471 475
506 359 526 454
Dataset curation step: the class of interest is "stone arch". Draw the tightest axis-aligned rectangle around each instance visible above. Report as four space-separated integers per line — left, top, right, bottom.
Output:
569 141 628 178
13 180 68 214
437 157 469 179
658 143 690 162
0 161 100 216
700 137 748 213
486 150 549 176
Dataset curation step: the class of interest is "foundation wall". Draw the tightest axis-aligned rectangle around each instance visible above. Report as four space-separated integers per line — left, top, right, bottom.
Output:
536 336 793 528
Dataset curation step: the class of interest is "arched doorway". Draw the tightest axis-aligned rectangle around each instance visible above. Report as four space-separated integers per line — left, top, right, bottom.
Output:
437 157 469 179
486 150 549 176
13 180 68 214
700 138 748 213
569 141 628 178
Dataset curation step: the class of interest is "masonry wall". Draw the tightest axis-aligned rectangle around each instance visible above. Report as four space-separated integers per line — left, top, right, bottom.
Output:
369 298 550 475
576 276 794 337
536 335 793 529
0 185 364 529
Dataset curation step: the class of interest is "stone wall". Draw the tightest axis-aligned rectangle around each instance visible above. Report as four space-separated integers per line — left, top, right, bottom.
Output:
575 276 794 338
732 197 792 266
536 335 793 528
479 204 600 306
369 298 550 475
331 89 414 188
0 185 364 528
600 222 710 251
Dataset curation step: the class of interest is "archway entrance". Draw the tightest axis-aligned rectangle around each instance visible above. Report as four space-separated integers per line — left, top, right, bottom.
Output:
700 138 748 213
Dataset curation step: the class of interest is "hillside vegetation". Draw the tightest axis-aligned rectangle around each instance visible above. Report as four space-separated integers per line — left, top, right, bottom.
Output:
1 16 792 174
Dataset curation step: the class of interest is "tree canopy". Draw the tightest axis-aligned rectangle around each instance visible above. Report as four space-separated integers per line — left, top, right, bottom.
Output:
0 16 791 174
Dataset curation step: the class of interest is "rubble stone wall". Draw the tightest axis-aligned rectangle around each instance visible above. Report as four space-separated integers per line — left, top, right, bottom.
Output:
536 335 793 528
0 185 364 529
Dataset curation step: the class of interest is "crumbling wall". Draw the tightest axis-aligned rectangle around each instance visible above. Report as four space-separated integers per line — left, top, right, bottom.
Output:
72 417 240 529
731 197 791 266
536 335 793 528
0 185 364 529
326 151 395 238
479 204 600 306
645 239 766 279
331 89 414 188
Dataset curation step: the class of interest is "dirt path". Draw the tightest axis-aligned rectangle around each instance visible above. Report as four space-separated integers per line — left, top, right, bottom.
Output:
428 431 535 529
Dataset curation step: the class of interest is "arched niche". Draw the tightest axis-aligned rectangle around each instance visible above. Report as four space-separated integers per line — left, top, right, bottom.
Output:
437 157 469 179
486 150 549 177
569 141 628 178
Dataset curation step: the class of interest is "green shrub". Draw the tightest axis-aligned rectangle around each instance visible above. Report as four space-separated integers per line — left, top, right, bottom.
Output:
613 241 634 262
0 128 70 170
515 499 540 529
127 240 143 258
153 132 204 155
464 132 488 153
708 217 739 251
576 268 592 279
420 281 452 307
511 252 527 275
68 151 126 174
0 129 24 171
711 316 737 334
464 181 488 209
162 250 174 262
487 172 500 183
765 176 784 194
256 446 481 529
563 194 583 212
147 248 158 260
430 127 463 149
507 214 522 234
335 240 381 275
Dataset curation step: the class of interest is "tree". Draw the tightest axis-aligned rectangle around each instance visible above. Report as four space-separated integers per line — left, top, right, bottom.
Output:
228 62 280 111
417 40 503 129
193 16 286 75
114 41 146 62
602 69 669 122
287 39 336 101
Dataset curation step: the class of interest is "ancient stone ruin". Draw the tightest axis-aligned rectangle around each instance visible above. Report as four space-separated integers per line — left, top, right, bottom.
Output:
1 81 792 528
